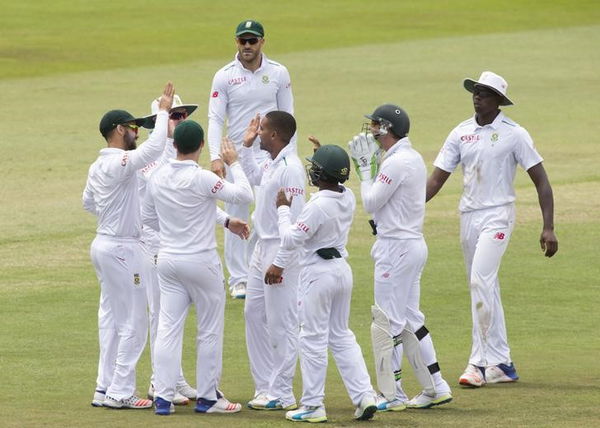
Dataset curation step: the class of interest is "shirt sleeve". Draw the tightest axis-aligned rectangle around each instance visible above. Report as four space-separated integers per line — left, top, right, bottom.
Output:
273 163 306 268
141 181 160 232
207 71 228 161
197 163 253 204
276 65 294 115
125 111 169 172
513 126 543 170
238 145 265 186
433 128 461 173
215 206 228 226
82 177 98 216
360 156 405 214
277 201 321 251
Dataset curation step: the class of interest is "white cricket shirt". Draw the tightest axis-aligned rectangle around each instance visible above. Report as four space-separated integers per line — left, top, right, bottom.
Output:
142 160 252 256
433 112 543 213
207 53 294 160
360 137 426 240
238 143 305 267
278 186 355 266
82 111 169 239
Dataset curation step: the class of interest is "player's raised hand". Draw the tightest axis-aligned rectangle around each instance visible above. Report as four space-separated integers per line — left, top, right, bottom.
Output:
243 114 261 147
211 159 226 179
540 229 558 257
348 132 379 181
308 135 321 153
221 137 238 165
158 82 175 111
276 188 293 208
226 217 250 240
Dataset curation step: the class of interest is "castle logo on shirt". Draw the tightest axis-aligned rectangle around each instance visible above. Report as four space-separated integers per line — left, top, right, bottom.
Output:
460 134 480 143
377 173 392 185
211 180 224 193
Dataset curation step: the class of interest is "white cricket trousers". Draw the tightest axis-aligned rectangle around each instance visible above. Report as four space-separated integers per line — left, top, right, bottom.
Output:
91 235 148 400
245 238 299 407
153 251 225 402
460 204 515 367
223 161 249 288
372 237 447 396
141 247 189 388
298 258 374 407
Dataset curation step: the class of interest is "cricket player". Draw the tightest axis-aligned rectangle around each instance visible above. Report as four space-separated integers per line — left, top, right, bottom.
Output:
276 144 378 423
426 71 558 387
238 111 305 411
208 19 294 299
83 82 174 409
349 104 452 410
139 95 199 405
142 120 252 415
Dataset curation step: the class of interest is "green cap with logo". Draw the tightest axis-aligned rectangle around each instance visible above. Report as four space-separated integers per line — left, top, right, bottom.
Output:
99 109 146 138
235 20 264 37
173 120 204 152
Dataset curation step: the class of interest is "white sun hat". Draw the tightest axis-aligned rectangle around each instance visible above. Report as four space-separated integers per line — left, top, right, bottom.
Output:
463 71 514 106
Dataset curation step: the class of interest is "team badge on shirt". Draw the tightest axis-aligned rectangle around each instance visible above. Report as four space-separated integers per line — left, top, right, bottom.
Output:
262 75 270 84
491 133 499 142
133 273 141 286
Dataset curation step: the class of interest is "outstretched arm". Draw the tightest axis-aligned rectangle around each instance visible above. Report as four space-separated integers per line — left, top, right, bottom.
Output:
426 167 451 202
527 162 558 257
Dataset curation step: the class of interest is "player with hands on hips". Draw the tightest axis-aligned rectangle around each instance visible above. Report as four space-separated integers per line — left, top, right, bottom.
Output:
277 144 378 423
349 104 453 411
83 82 174 410
426 71 558 387
142 120 252 416
237 111 305 411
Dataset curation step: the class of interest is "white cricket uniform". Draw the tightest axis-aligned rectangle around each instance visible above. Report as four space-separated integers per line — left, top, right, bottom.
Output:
433 112 543 366
238 143 305 407
278 186 375 407
142 159 252 402
82 111 169 400
207 53 294 289
361 137 449 398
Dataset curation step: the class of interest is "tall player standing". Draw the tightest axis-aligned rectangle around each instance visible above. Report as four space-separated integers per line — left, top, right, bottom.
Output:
207 19 294 299
426 71 558 387
83 83 174 409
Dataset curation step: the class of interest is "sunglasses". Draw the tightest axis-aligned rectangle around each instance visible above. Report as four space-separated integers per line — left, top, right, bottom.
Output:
170 111 188 120
237 37 260 46
121 123 139 133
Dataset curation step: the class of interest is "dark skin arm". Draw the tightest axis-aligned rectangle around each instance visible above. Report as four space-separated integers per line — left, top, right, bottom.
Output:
426 167 451 202
264 189 293 285
527 162 558 257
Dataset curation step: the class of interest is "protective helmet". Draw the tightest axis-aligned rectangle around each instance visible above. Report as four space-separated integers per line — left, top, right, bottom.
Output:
305 144 350 185
364 104 410 138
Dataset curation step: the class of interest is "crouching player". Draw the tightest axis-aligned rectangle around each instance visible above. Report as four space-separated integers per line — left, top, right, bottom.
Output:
276 144 377 423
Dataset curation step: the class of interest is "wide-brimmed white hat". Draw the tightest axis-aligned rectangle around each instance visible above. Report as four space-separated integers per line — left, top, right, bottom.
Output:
142 95 199 129
463 71 514 106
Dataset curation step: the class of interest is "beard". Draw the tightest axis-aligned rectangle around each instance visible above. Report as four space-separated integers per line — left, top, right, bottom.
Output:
124 132 137 150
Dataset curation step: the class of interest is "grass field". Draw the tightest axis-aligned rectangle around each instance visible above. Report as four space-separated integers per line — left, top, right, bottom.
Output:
1 1 599 427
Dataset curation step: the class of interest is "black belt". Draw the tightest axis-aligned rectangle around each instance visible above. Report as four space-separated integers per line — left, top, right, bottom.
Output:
368 219 378 235
316 247 342 259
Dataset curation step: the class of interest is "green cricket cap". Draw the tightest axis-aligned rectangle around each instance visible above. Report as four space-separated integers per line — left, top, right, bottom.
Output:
99 109 145 138
235 20 264 37
173 120 204 152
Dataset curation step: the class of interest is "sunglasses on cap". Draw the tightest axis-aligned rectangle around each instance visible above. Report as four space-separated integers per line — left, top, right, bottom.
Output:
237 37 260 46
170 111 188 120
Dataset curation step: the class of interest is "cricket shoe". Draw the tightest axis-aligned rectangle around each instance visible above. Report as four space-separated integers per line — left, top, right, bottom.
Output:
286 405 327 423
147 383 190 405
459 364 487 387
230 282 246 299
485 363 519 384
154 397 175 415
91 389 106 407
354 394 377 420
195 396 242 413
176 381 197 400
103 394 153 409
248 393 298 411
375 394 407 412
406 390 453 409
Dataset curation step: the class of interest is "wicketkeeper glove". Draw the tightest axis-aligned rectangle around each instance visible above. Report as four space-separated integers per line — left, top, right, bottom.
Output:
348 133 380 181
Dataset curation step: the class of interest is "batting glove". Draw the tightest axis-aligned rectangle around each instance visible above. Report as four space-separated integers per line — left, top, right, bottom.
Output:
348 133 380 181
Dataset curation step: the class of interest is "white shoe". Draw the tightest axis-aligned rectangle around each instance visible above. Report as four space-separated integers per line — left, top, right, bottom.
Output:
103 394 153 409
375 394 406 412
176 381 197 400
286 405 327 423
459 364 486 387
195 397 242 413
485 363 519 384
91 389 105 407
148 384 189 405
230 282 246 299
406 390 452 409
247 392 297 410
354 394 377 420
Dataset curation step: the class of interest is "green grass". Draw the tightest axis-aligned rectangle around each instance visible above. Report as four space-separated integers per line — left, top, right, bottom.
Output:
1 1 599 427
